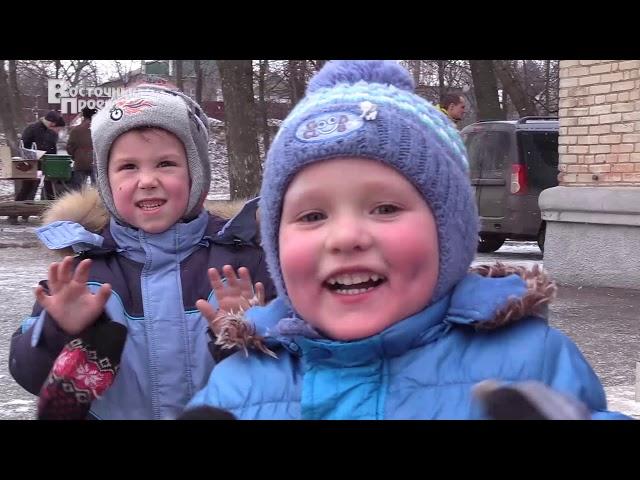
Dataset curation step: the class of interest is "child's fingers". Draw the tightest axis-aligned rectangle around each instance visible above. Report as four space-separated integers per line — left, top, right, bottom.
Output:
207 268 225 292
237 267 254 296
222 264 239 289
196 299 218 323
34 285 50 307
254 282 265 306
59 256 75 284
237 267 251 286
199 299 223 337
94 283 112 307
47 261 60 294
73 258 93 285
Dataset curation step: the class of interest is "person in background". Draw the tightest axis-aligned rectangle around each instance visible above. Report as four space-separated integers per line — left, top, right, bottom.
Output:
437 92 466 125
67 106 98 190
9 110 66 223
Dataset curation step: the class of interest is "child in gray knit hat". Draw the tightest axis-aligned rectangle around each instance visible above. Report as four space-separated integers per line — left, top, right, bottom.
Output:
9 84 276 420
185 61 626 420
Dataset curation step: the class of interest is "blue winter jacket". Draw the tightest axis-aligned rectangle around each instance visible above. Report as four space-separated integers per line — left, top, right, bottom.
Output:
9 194 274 420
188 268 626 420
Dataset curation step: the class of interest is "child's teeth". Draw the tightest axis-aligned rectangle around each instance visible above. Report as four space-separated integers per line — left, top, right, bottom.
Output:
335 286 374 295
329 273 386 287
140 201 162 209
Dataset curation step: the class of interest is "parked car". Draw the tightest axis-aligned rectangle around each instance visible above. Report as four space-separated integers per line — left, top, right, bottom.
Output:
461 116 559 252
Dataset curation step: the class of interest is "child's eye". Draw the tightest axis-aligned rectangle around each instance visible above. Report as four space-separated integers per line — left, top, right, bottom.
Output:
299 211 326 222
372 204 400 215
158 160 177 168
119 163 136 171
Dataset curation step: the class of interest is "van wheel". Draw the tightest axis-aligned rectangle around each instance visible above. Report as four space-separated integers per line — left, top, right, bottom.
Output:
537 224 546 253
477 234 505 253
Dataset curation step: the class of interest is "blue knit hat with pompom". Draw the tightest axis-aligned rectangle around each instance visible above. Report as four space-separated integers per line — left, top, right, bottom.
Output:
259 60 478 307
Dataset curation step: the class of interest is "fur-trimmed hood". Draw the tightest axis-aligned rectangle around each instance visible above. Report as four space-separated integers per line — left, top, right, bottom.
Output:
467 263 556 330
40 187 250 256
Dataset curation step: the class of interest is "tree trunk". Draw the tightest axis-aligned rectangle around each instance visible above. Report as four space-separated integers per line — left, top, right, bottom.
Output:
258 59 271 153
0 60 20 156
216 60 262 200
315 60 327 71
493 60 537 117
175 60 183 91
410 60 421 86
544 59 551 114
502 90 510 117
437 60 446 98
469 60 505 121
8 60 24 129
194 60 203 104
288 60 306 107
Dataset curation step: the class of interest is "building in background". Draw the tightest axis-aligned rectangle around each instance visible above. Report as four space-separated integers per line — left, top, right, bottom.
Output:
540 60 640 289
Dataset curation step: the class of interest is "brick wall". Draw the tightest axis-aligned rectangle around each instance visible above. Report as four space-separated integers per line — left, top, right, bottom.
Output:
558 60 640 185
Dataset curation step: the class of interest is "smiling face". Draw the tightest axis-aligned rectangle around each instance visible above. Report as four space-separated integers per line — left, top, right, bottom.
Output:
316 114 348 134
108 128 190 233
278 157 440 341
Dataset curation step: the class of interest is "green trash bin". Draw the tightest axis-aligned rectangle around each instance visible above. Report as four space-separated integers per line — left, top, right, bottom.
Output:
42 154 73 181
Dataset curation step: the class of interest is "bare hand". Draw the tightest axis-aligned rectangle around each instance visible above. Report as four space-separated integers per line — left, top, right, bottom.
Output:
196 265 265 336
35 256 112 336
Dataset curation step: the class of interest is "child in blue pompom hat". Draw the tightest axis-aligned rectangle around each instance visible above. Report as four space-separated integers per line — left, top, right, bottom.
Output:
185 60 628 420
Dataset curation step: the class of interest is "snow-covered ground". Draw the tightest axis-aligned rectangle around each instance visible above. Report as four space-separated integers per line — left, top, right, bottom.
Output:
604 385 640 419
472 241 543 269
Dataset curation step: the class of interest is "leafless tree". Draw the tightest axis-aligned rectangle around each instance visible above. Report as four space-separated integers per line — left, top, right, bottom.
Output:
175 60 184 91
217 60 262 199
0 60 20 155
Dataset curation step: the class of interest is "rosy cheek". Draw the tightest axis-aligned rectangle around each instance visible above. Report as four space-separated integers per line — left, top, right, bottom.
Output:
383 222 438 272
279 233 316 281
280 246 310 279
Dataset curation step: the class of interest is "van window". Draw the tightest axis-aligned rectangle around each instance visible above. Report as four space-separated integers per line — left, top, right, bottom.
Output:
517 131 559 190
464 130 511 180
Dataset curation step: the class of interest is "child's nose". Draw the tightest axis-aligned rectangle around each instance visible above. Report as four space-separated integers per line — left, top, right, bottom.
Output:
325 216 373 254
138 170 159 188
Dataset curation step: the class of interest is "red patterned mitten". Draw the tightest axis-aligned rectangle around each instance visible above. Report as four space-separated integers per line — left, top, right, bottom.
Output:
38 319 127 420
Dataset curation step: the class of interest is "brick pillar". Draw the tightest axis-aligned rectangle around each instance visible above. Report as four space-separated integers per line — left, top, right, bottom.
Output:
540 60 640 289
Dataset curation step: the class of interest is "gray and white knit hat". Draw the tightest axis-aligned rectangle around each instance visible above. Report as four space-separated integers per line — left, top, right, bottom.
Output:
91 84 211 224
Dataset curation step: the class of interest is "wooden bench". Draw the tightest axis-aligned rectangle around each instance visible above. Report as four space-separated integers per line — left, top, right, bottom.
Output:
0 200 52 218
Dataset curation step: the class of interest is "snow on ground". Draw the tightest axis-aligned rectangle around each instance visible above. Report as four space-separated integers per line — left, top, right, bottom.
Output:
604 385 640 419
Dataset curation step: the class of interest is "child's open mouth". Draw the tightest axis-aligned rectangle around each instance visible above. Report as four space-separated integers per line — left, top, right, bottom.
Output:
325 272 387 295
136 199 167 211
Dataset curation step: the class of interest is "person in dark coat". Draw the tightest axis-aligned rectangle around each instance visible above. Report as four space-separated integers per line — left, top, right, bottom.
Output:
67 106 98 190
10 111 66 223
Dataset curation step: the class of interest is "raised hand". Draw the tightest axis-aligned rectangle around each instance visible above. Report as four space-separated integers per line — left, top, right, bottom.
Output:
35 256 112 336
196 265 265 335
